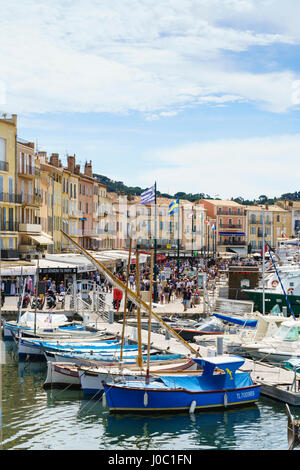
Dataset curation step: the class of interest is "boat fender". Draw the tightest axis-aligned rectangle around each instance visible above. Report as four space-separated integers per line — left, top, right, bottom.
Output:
287 288 294 295
102 392 107 408
224 392 228 408
189 400 197 414
143 392 148 407
272 280 279 287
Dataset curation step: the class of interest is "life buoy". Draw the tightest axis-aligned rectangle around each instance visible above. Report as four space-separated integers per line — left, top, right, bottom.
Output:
272 280 279 288
287 288 294 295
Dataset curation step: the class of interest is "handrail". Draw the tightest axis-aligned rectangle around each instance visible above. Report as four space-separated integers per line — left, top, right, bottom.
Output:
60 230 198 355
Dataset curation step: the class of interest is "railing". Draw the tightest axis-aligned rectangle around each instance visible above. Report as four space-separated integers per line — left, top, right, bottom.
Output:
249 220 272 225
20 193 42 205
0 192 22 203
0 249 19 259
0 221 19 232
18 165 39 177
219 224 242 229
219 240 247 246
217 210 243 216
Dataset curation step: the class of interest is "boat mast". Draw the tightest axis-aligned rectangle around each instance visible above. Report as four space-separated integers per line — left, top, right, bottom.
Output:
135 247 143 368
146 248 154 383
60 230 198 355
262 205 265 315
119 237 132 362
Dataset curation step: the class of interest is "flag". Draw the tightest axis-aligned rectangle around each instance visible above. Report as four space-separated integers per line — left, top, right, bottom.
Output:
141 185 155 204
168 199 179 215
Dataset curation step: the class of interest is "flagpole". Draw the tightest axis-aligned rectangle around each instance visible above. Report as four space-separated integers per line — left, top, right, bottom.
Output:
153 182 157 302
262 206 265 315
177 200 180 277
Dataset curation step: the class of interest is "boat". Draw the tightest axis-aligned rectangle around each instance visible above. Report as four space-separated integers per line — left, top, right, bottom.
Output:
2 311 77 340
102 355 260 413
243 268 300 315
196 312 286 354
241 319 300 363
166 316 241 342
43 357 197 391
17 336 140 360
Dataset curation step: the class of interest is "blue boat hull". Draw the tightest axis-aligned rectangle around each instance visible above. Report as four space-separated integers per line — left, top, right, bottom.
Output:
103 383 261 413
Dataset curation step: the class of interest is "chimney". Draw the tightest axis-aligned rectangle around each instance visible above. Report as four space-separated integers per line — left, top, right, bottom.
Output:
50 153 59 167
68 155 75 173
37 151 47 163
84 160 92 178
74 164 80 175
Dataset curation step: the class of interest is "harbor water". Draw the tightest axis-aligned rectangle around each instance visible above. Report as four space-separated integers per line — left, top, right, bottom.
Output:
1 341 295 450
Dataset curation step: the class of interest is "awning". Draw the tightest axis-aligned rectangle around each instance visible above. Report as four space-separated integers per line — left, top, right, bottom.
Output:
219 232 245 236
30 234 53 245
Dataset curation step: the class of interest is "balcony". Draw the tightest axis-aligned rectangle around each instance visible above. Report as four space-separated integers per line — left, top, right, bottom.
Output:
0 192 22 204
0 161 8 172
217 210 243 216
0 221 19 232
219 224 242 229
219 240 247 246
0 249 19 260
20 193 42 206
250 220 272 225
19 223 42 234
18 164 39 177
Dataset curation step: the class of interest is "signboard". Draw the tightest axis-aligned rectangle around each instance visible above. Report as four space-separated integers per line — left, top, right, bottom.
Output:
39 267 77 274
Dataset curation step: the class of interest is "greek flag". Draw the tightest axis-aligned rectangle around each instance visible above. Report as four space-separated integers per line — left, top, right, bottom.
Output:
168 199 179 215
141 185 155 204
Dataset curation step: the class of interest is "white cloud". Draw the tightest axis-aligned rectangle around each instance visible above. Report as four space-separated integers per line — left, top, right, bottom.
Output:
0 0 299 115
136 133 300 199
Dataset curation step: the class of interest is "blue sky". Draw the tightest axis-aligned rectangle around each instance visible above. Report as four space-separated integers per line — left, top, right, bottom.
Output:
1 0 300 199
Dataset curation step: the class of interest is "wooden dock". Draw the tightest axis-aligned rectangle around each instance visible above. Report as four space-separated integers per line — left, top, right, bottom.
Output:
91 316 300 406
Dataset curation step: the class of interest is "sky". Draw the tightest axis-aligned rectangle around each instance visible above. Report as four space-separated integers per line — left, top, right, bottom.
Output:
1 0 300 200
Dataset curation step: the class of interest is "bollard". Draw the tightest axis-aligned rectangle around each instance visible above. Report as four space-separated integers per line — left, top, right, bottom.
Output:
216 336 223 355
109 310 114 324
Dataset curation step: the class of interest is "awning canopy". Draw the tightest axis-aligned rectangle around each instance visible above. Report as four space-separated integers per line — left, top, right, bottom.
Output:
219 232 245 236
30 233 53 245
30 235 53 245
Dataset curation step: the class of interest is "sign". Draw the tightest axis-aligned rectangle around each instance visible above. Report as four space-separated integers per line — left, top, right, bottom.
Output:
39 267 77 274
166 244 172 249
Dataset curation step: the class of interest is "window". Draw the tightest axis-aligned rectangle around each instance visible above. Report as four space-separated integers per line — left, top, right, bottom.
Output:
0 138 5 161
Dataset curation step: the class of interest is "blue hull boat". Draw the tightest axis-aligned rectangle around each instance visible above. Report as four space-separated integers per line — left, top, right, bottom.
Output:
103 355 260 413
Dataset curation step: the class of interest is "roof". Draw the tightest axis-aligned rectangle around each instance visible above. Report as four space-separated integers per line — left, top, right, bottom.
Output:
244 205 289 212
198 199 244 207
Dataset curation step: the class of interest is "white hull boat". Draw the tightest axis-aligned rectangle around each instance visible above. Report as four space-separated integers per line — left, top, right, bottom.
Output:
43 357 197 392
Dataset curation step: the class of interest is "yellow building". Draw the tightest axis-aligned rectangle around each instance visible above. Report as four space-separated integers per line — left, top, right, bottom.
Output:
0 114 19 259
246 205 292 251
68 156 80 245
39 153 63 253
17 139 47 258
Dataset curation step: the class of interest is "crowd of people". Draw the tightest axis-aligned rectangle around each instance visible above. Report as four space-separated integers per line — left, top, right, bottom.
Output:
0 253 259 311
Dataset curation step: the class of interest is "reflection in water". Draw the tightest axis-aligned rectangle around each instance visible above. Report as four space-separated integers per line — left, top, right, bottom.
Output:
104 406 261 450
0 339 291 450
